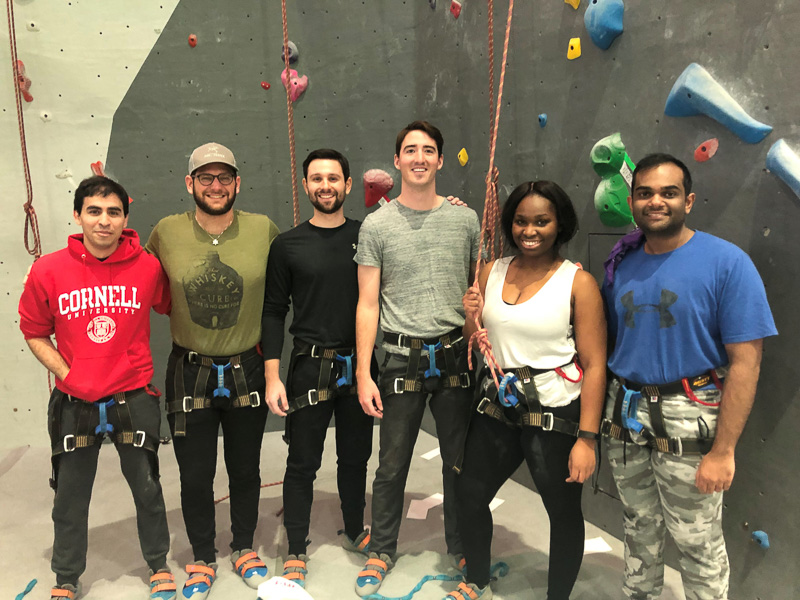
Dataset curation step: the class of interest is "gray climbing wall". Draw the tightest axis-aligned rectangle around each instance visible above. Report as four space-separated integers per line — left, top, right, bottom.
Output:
106 0 800 596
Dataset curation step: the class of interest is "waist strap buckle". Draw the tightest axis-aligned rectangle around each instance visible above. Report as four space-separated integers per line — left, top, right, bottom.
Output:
249 391 261 408
63 434 76 453
541 412 555 431
307 390 319 406
476 397 491 414
133 430 146 448
182 396 194 413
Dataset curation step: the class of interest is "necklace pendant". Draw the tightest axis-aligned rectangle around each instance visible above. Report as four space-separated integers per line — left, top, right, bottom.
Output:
212 239 219 245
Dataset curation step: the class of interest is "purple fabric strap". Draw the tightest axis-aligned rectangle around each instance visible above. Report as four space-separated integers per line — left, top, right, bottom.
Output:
604 229 644 286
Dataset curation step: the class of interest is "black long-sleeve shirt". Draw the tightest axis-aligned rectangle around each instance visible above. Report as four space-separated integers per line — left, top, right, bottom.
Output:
261 218 361 359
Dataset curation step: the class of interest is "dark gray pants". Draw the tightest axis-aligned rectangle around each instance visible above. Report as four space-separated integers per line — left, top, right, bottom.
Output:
48 388 169 585
370 344 473 557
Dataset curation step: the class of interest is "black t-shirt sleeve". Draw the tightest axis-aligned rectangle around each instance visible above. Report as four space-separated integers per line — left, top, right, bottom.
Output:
261 235 292 360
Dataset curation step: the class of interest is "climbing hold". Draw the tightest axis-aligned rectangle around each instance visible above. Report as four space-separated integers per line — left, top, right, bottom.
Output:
363 169 394 208
90 161 105 177
450 0 462 19
694 138 719 162
188 34 197 48
538 114 548 128
16 60 33 102
751 530 770 549
281 41 299 64
260 81 271 90
584 0 624 50
55 170 72 180
590 132 636 227
664 63 772 144
39 111 51 122
429 0 437 8
567 37 582 60
26 21 40 32
281 68 308 102
565 0 581 9
766 139 800 199
458 148 469 166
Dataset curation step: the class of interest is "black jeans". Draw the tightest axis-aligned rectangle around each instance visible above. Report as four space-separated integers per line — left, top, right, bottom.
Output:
283 353 375 555
166 346 268 563
370 342 473 558
48 387 169 585
455 401 585 599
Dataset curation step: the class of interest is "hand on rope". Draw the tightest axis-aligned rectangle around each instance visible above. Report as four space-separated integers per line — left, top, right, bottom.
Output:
463 281 504 389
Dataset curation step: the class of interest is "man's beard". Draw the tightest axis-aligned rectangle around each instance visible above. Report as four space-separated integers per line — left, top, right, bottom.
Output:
310 190 346 214
193 188 236 216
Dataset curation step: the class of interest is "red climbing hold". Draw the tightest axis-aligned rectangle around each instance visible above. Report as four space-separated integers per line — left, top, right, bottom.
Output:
450 0 462 19
261 81 271 90
16 60 33 102
363 169 395 208
694 138 719 162
188 34 197 48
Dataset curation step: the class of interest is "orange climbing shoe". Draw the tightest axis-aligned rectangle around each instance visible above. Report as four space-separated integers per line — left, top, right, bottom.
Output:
444 581 493 600
355 552 394 597
342 529 371 556
231 549 269 589
281 554 309 587
149 568 177 600
50 583 81 600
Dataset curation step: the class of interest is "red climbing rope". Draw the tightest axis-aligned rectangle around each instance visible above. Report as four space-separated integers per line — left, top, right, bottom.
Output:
6 0 42 259
469 0 515 390
214 480 283 505
280 0 300 227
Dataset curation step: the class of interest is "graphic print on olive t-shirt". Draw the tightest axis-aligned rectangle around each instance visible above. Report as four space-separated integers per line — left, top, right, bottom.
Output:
621 289 678 329
182 251 243 329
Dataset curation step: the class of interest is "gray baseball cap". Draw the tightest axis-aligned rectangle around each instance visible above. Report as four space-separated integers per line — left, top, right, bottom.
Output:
188 142 237 174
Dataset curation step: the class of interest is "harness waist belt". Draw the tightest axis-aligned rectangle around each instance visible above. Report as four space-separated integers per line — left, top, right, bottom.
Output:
383 328 471 394
382 328 463 349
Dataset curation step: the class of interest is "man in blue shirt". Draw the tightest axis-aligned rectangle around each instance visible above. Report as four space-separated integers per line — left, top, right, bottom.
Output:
601 153 777 600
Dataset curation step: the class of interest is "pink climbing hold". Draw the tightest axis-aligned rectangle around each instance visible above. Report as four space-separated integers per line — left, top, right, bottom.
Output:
694 138 719 162
363 169 394 208
450 0 462 19
188 34 197 48
261 81 271 90
16 60 33 102
281 68 308 102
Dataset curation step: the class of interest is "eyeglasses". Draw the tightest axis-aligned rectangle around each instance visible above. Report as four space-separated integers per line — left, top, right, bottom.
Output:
193 172 235 186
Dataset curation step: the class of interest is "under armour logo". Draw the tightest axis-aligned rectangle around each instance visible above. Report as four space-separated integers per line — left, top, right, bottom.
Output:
621 289 677 329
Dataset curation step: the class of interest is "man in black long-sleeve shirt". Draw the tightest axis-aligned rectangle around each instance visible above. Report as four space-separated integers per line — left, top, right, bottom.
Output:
261 148 375 588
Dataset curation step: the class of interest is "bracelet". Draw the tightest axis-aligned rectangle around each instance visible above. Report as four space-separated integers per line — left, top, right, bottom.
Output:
577 429 600 440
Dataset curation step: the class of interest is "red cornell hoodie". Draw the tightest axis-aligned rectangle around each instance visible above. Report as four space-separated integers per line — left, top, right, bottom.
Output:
19 229 170 402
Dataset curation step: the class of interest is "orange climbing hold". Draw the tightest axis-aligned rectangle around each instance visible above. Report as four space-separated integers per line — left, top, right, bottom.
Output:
16 60 33 102
694 138 719 162
451 0 462 19
188 34 197 48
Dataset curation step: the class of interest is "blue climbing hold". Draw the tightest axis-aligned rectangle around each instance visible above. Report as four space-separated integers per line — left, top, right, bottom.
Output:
538 113 548 128
664 63 772 144
584 0 624 50
766 139 800 199
751 530 770 549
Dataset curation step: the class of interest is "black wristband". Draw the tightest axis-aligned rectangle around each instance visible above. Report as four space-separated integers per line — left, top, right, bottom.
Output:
577 429 600 440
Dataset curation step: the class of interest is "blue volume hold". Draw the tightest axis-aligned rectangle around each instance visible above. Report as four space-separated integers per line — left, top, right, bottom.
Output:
664 63 772 144
538 113 548 128
751 530 770 549
766 139 800 199
584 0 624 50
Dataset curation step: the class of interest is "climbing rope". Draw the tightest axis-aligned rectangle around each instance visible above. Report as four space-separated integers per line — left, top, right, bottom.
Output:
469 0 516 390
280 0 300 227
363 561 509 600
6 0 42 259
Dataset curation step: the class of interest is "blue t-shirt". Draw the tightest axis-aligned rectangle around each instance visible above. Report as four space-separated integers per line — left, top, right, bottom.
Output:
603 231 777 384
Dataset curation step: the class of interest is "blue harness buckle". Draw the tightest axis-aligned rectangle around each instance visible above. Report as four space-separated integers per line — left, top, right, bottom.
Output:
620 386 645 433
335 353 354 388
424 343 442 379
94 398 116 436
213 363 232 398
498 373 521 408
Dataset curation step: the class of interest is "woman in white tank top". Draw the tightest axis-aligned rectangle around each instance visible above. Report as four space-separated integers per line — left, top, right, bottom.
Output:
447 181 606 600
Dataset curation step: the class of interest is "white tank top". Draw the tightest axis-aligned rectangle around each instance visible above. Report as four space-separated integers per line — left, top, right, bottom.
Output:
481 257 582 407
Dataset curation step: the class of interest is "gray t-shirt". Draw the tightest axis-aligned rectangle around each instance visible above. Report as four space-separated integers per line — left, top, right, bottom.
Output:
355 199 481 353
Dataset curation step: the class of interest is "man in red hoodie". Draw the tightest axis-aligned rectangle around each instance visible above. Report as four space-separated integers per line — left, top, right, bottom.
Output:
19 176 176 600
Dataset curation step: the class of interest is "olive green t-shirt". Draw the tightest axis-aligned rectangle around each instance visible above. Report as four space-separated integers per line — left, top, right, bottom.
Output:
146 210 279 356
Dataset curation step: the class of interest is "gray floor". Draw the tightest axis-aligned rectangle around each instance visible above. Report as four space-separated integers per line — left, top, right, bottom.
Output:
1 429 685 599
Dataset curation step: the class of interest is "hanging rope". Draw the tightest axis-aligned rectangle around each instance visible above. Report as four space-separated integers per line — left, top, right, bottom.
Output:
469 0 516 390
6 0 42 259
280 0 300 227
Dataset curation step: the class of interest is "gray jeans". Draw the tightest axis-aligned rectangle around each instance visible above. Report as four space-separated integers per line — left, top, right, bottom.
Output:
369 342 473 557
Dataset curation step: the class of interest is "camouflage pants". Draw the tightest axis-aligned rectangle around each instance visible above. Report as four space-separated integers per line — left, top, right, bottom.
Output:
604 378 730 600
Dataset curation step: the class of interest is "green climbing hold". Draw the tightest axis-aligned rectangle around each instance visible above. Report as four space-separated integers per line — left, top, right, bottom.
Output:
591 133 636 227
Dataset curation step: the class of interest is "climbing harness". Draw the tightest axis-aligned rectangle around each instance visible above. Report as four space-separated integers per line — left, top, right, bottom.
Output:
285 340 357 415
48 386 160 490
167 344 262 437
362 561 509 600
383 329 471 395
476 362 593 438
601 370 725 456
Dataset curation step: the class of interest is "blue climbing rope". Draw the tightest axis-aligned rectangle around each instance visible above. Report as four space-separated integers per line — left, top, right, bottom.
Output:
15 578 37 600
363 561 509 600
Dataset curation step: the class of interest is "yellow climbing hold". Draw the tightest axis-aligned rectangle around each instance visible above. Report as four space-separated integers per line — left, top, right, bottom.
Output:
567 37 582 60
458 148 469 166
565 0 580 9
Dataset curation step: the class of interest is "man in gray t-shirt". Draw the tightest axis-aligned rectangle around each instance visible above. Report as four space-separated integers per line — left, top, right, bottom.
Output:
353 120 480 597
